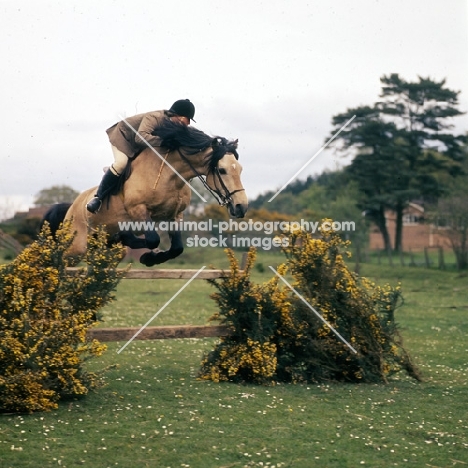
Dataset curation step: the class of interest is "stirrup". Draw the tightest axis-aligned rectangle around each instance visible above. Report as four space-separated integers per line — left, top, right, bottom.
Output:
86 196 102 214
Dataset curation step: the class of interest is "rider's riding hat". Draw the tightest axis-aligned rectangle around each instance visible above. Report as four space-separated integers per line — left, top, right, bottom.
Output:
169 99 196 122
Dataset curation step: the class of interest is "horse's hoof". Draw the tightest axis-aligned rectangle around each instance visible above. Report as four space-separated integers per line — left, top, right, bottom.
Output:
139 252 157 267
140 251 171 266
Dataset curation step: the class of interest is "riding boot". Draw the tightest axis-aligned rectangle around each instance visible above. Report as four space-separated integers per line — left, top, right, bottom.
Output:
86 169 121 213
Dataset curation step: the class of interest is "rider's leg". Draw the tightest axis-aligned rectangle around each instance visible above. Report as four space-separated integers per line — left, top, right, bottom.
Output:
86 146 128 213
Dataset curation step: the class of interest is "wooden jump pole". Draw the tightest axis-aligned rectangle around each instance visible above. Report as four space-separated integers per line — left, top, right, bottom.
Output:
88 324 229 342
72 252 247 342
66 267 232 280
66 252 248 280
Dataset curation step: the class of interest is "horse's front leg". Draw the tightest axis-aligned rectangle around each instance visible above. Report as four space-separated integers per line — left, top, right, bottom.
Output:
113 230 155 250
143 218 160 250
120 204 161 250
139 230 184 267
112 220 160 250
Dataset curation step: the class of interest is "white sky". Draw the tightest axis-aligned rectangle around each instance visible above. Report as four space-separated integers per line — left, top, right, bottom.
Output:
1 0 467 217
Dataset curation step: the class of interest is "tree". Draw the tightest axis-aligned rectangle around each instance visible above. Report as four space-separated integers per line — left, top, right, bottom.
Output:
378 74 466 251
330 75 466 252
331 106 403 252
437 195 468 270
34 185 80 206
249 177 315 210
433 148 468 270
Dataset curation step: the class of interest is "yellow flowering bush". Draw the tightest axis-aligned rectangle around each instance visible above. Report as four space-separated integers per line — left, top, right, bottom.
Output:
0 222 124 413
199 225 421 384
199 249 280 384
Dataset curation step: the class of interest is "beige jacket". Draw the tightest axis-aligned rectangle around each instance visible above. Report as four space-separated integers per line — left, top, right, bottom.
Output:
106 110 170 158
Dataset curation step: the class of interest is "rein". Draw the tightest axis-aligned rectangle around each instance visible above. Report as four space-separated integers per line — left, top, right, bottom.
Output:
152 151 170 191
177 148 245 207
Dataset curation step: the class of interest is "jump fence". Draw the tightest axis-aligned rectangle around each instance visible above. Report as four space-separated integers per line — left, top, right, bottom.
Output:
67 254 247 343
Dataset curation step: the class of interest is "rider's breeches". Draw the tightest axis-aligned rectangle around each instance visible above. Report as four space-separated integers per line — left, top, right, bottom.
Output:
110 145 129 176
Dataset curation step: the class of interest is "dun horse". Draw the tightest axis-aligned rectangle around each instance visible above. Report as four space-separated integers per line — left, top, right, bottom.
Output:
43 120 248 266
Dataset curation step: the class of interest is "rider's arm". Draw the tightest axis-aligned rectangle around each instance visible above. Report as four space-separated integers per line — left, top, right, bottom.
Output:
135 112 163 148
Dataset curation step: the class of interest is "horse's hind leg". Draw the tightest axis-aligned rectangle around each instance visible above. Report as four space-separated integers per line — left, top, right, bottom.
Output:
139 230 183 267
66 225 88 266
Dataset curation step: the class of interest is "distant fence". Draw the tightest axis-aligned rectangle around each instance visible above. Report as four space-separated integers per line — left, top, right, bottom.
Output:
356 246 455 270
0 229 23 256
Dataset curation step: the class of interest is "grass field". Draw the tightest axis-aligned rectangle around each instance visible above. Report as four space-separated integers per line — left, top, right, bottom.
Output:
1 248 467 467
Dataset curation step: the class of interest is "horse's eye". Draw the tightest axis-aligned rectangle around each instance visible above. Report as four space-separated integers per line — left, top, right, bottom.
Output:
218 168 227 175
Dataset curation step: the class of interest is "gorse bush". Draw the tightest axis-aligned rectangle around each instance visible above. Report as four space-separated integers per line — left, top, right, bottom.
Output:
200 227 421 384
0 222 124 413
200 251 281 384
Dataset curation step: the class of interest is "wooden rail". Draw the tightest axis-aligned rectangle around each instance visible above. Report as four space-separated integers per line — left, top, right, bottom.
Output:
66 267 231 280
88 324 230 342
75 253 247 343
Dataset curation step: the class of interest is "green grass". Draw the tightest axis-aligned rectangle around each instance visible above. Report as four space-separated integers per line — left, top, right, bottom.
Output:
103 249 281 328
362 248 460 270
1 249 467 467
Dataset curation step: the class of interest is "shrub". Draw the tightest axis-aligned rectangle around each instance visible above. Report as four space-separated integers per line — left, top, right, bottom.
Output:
0 222 124 413
199 227 421 384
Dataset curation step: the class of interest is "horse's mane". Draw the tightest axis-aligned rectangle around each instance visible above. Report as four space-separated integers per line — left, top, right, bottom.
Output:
152 119 239 172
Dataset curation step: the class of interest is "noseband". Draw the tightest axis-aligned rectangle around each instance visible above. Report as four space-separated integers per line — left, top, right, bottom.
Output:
177 148 245 207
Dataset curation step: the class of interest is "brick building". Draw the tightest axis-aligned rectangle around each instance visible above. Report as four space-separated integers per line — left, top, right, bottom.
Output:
369 203 451 251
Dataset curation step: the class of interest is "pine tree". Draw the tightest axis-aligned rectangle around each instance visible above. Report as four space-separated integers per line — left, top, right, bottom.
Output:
330 75 466 252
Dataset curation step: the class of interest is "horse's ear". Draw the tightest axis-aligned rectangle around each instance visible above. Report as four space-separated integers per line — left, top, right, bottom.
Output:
212 138 219 147
233 139 239 148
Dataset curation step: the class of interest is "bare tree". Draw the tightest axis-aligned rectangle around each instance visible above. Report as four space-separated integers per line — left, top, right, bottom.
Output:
436 196 468 270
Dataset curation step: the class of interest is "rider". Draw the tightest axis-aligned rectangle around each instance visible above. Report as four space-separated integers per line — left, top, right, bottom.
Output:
86 99 196 213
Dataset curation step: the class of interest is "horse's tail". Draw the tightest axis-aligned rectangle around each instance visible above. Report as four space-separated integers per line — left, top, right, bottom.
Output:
40 203 72 238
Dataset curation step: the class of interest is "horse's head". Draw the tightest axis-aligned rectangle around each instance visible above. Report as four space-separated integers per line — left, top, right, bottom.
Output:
154 121 248 217
205 139 248 218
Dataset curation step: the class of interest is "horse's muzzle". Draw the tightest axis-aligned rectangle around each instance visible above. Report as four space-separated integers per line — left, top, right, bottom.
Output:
230 203 248 218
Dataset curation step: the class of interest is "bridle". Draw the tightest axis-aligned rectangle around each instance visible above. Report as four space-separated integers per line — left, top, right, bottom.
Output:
177 148 245 207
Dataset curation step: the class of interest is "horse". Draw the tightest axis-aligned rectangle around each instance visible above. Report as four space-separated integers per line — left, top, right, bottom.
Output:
43 120 248 266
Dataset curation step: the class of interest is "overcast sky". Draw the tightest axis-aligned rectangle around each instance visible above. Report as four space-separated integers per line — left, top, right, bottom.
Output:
1 0 467 217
